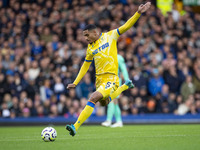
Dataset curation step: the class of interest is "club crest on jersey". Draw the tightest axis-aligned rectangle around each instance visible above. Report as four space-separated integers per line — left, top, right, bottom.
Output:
92 42 109 55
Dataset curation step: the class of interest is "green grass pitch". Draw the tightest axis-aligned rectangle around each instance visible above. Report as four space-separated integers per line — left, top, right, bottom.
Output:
0 124 200 150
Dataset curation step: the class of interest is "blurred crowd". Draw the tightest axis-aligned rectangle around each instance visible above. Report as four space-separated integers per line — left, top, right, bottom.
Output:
1 0 200 118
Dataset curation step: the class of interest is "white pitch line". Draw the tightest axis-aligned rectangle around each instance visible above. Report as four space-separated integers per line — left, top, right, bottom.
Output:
0 134 197 142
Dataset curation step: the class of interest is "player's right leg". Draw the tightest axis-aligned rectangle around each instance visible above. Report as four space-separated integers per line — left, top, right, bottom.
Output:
66 91 103 136
100 79 134 107
109 79 134 101
102 80 134 127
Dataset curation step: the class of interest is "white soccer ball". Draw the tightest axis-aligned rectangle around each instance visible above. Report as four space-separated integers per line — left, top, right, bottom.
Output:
41 127 57 142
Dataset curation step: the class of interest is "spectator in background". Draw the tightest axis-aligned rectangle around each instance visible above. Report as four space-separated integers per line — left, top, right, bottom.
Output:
131 67 148 89
162 52 176 70
5 73 15 96
147 97 156 113
131 97 147 114
23 107 30 118
119 96 130 116
148 68 165 96
53 76 65 99
139 87 148 102
40 27 53 43
49 104 58 118
36 105 45 117
193 59 200 92
25 79 39 100
164 66 182 93
57 94 67 115
28 61 40 81
181 75 196 101
40 79 53 102
176 95 194 115
76 73 94 99
68 88 79 100
51 35 59 51
0 73 7 101
172 4 180 22
26 98 34 116
161 84 169 101
13 73 26 98
1 102 10 118
196 100 200 113
32 40 43 56
128 87 139 101
10 96 19 116
167 93 177 113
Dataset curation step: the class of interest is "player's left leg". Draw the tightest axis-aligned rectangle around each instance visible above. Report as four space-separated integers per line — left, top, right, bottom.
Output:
66 91 103 136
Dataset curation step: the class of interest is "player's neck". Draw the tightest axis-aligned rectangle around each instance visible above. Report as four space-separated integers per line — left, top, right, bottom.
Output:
90 33 102 44
95 33 102 42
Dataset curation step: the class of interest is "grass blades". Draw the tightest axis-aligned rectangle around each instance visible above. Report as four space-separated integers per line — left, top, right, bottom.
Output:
0 124 200 150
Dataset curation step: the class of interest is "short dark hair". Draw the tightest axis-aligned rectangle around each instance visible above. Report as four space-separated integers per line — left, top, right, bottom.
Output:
83 24 97 31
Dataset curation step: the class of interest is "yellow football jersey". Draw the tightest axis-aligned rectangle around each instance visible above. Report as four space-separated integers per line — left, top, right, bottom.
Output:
85 29 121 76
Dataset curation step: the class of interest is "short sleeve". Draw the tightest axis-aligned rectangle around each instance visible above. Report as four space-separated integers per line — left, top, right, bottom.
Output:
85 47 93 62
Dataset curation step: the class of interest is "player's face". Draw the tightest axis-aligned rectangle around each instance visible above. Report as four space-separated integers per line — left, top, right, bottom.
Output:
83 30 98 44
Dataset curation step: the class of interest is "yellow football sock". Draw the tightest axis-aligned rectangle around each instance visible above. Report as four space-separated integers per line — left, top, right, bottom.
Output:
74 101 95 131
109 84 129 101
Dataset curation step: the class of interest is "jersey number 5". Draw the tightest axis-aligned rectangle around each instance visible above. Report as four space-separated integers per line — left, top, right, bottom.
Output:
105 82 111 89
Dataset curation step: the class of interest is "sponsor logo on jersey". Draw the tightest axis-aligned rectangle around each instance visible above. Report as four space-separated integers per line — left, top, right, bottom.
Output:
92 42 109 55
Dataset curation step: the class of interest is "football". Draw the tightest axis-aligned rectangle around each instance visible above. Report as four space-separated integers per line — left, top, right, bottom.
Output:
41 127 57 142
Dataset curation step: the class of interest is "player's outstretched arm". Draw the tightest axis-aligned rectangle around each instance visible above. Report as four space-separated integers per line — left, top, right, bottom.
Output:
118 2 151 35
67 61 92 89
